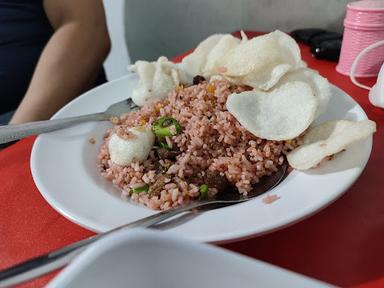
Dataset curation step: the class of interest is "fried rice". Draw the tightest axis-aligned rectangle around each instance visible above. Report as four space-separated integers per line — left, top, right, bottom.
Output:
97 79 300 210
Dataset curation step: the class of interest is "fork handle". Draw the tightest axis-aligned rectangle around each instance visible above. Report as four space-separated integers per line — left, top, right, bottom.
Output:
0 202 208 287
0 112 108 144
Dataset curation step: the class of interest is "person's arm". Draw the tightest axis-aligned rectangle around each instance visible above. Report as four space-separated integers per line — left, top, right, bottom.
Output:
10 0 110 124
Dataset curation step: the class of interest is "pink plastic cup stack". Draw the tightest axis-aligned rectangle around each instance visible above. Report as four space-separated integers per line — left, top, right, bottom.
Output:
336 0 384 77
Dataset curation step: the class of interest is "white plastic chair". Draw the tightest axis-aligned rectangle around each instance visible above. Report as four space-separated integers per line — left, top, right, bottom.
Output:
103 0 348 79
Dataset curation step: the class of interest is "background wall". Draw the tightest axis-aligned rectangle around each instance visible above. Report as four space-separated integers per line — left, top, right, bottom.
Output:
103 0 354 80
102 0 131 80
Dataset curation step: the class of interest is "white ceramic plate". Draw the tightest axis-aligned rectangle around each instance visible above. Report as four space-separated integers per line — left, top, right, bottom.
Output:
31 74 372 243
48 229 334 288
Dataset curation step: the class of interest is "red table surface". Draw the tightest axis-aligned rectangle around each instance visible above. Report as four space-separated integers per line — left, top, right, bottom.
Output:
0 31 383 288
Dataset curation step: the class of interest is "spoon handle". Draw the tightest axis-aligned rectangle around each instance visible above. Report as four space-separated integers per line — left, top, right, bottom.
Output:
0 113 107 144
0 201 210 287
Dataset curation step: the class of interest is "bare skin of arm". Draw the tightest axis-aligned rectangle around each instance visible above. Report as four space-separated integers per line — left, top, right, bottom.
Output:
10 0 110 124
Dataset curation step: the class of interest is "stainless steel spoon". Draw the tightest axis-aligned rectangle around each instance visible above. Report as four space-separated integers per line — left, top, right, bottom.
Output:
0 98 138 145
0 162 288 287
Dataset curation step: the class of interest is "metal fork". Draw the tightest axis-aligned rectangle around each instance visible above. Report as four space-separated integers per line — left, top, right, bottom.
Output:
0 162 288 287
0 99 138 144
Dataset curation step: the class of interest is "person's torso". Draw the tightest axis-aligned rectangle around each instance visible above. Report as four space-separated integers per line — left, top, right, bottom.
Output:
0 0 53 114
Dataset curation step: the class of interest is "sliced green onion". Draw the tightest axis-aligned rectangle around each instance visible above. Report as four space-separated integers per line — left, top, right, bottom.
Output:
152 116 182 137
159 142 171 150
199 184 209 199
131 184 149 194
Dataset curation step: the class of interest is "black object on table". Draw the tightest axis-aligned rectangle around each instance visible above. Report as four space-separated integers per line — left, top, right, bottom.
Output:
291 28 326 44
291 28 342 62
311 39 342 62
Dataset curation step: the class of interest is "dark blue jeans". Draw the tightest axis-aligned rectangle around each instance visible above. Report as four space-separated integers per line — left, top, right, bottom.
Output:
0 111 13 125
